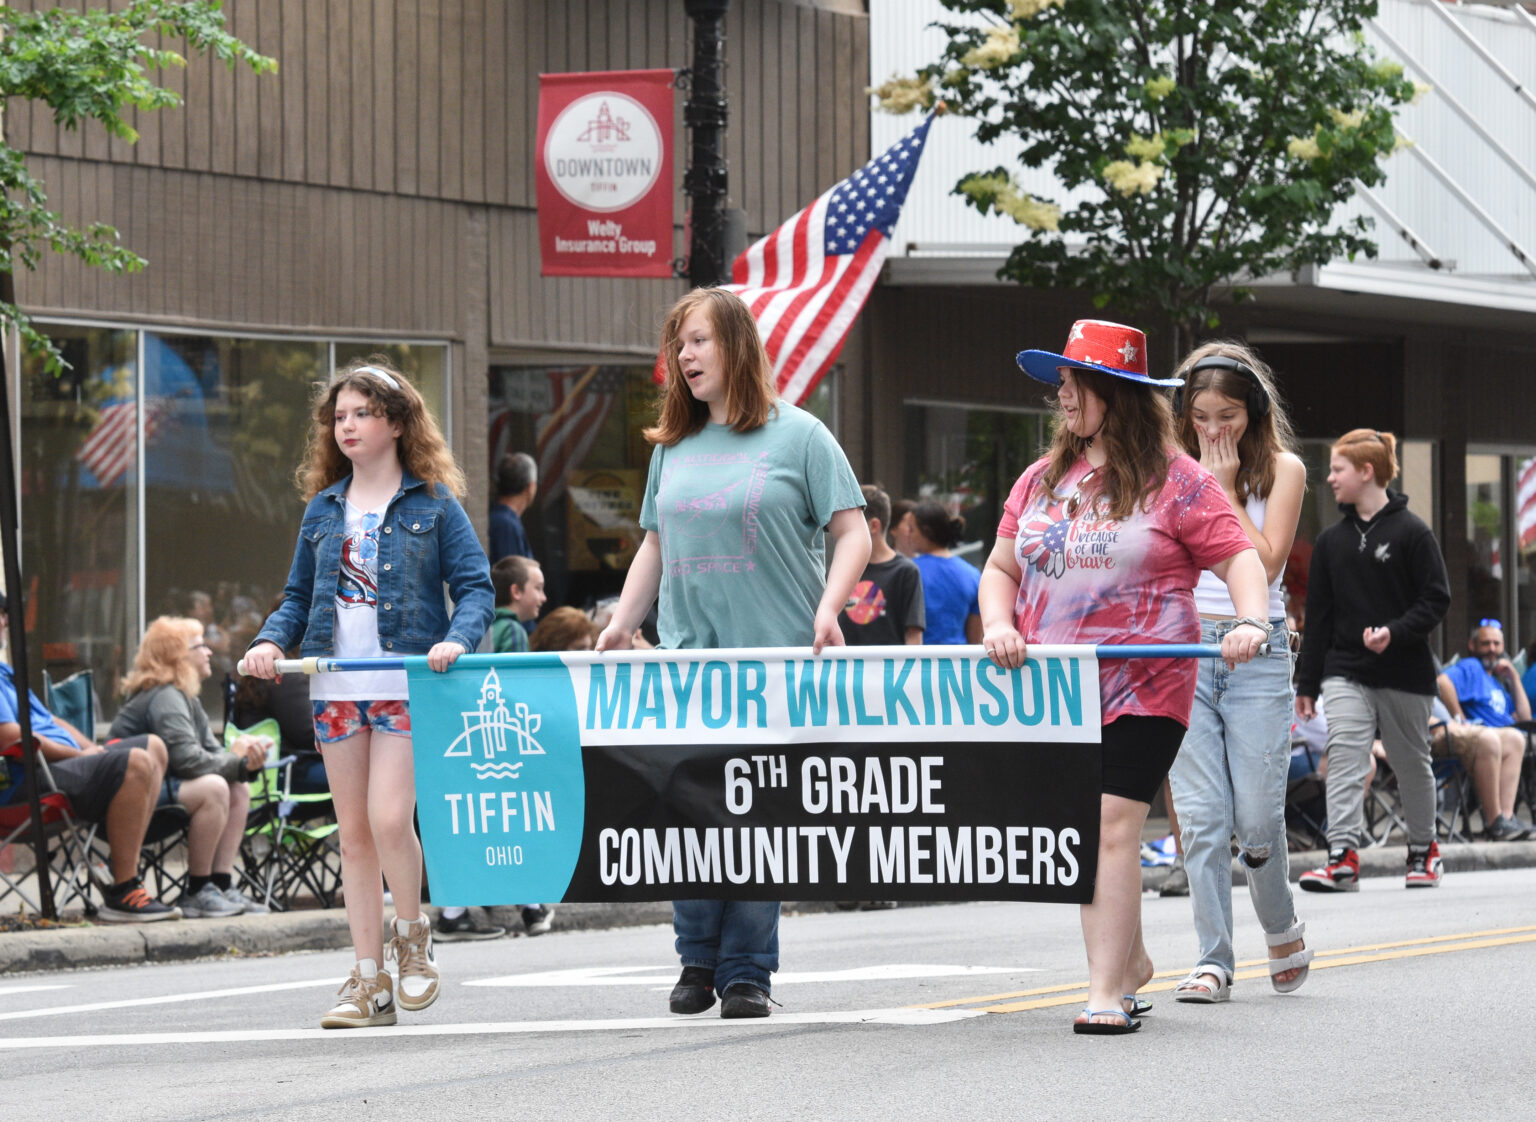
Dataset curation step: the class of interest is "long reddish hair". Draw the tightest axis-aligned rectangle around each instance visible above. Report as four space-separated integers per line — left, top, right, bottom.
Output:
1041 368 1177 520
644 289 777 446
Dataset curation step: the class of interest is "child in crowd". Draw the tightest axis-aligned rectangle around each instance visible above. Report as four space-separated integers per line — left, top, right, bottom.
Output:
490 555 545 653
245 357 493 1029
840 483 925 646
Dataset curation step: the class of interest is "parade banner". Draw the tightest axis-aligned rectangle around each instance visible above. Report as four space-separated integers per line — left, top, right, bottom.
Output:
404 647 1104 907
536 69 675 277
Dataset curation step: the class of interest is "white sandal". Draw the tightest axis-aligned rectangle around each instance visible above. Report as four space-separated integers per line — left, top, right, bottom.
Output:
1266 920 1313 994
1173 966 1230 1004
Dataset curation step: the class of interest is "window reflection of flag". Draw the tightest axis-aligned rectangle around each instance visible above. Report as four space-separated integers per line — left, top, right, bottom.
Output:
535 367 624 504
1519 457 1536 553
74 398 168 487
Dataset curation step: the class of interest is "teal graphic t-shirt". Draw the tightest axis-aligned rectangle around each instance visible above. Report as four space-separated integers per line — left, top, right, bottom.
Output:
639 402 863 650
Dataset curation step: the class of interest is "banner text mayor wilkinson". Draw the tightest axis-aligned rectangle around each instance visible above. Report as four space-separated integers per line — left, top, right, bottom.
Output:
407 648 1106 906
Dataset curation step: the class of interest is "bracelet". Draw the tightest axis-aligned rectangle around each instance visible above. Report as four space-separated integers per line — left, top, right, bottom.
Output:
1232 616 1274 636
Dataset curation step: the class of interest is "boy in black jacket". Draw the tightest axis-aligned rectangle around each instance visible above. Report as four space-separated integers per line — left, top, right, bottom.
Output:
1294 429 1450 891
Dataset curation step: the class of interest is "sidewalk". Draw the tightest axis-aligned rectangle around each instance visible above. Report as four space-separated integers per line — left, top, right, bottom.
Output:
6 838 1536 977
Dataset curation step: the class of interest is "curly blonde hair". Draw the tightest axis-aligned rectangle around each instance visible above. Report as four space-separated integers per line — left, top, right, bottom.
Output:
297 356 466 500
121 616 203 699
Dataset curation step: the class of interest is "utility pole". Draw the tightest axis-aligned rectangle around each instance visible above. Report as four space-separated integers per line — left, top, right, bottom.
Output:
683 0 730 288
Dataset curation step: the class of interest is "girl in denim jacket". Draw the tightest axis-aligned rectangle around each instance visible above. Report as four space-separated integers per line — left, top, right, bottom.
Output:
246 357 493 1029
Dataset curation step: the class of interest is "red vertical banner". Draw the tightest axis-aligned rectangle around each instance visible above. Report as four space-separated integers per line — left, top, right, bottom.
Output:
536 70 676 278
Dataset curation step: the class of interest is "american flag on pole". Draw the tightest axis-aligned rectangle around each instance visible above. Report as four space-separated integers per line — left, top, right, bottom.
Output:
1519 456 1536 554
722 112 936 405
74 397 168 488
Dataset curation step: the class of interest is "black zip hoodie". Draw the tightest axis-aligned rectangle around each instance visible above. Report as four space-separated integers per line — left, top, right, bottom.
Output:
1295 491 1450 698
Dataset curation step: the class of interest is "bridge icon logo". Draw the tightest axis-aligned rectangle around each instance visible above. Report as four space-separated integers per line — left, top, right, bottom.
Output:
443 669 546 781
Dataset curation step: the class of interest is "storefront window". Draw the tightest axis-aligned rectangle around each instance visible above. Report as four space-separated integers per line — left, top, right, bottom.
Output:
1467 448 1536 659
333 342 449 429
19 326 141 700
487 364 660 609
901 402 1050 567
142 333 326 714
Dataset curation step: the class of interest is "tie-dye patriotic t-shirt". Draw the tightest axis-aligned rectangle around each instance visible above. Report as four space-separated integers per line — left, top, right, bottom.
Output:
997 452 1253 726
311 498 407 701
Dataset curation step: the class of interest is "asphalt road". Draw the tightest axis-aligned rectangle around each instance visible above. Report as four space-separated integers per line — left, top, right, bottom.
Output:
3 867 1533 1121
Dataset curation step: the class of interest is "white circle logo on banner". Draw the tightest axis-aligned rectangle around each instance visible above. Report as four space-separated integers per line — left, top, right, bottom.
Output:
544 92 664 213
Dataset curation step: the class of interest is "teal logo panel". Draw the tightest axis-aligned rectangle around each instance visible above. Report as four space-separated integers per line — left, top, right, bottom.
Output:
409 661 586 905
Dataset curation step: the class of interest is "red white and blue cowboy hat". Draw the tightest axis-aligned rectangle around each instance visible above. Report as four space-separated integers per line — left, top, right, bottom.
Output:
1016 320 1184 388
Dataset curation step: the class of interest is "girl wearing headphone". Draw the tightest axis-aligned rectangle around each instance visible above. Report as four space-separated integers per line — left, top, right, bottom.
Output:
1166 342 1312 1003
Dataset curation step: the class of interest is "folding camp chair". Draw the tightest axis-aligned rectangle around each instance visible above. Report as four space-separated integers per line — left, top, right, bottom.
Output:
227 720 341 911
1368 752 1473 846
1284 739 1329 852
0 739 106 916
43 669 98 743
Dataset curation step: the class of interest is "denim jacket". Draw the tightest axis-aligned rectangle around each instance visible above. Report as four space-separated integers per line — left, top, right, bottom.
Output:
255 471 494 658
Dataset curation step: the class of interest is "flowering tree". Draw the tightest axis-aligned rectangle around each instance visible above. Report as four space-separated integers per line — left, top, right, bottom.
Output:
0 1 275 373
873 0 1419 360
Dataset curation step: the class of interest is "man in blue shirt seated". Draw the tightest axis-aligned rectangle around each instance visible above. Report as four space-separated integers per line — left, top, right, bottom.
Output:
1436 619 1534 841
0 596 181 921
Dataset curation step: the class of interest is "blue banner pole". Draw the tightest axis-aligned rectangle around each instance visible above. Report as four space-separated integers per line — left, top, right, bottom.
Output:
240 642 1263 676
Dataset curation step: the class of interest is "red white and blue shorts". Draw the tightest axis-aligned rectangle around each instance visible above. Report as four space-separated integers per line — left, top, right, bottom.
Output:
311 699 412 746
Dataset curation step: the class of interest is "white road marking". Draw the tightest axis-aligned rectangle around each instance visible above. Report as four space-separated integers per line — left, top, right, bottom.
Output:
0 1006 987 1049
0 984 72 998
466 964 1034 988
0 978 340 1022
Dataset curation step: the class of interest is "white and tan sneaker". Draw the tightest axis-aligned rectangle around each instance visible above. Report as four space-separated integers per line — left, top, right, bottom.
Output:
321 961 397 1029
386 916 440 1012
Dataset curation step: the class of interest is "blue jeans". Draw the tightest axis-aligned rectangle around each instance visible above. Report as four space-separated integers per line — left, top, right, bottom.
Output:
1167 618 1299 979
673 899 780 995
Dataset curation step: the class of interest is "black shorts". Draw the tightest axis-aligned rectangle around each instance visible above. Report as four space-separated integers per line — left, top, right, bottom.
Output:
49 735 154 824
1100 716 1186 804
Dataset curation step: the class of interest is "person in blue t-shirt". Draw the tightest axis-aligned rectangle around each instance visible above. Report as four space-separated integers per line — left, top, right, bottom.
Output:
1436 620 1534 841
898 501 981 645
489 451 537 563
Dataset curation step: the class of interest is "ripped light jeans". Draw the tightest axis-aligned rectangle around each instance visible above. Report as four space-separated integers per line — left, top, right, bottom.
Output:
1167 618 1300 980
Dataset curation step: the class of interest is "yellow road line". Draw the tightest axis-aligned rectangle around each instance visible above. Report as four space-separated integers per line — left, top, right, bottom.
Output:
913 926 1536 1013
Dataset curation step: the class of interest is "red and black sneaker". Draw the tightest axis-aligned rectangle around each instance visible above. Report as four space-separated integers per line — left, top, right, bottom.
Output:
1299 847 1360 893
98 880 183 923
1405 841 1443 888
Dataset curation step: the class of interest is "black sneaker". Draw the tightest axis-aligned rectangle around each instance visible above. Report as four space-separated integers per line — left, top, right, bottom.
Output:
434 910 507 941
520 905 554 936
720 982 772 1019
669 966 716 1014
98 880 182 924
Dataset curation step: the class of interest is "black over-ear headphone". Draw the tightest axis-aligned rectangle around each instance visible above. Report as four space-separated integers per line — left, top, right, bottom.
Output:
1171 355 1271 421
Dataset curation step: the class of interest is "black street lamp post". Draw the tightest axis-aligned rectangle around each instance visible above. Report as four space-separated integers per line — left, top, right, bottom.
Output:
683 0 730 288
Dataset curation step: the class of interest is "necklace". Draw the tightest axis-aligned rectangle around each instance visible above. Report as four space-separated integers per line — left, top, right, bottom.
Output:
1355 517 1381 553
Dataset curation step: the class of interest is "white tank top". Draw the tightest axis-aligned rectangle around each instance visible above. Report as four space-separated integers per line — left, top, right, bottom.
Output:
1193 490 1287 619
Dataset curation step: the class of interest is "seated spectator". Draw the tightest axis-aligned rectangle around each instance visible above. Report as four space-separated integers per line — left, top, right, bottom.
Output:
0 597 180 922
531 606 597 652
229 600 326 794
589 596 653 650
109 616 272 917
490 556 545 654
1436 620 1535 841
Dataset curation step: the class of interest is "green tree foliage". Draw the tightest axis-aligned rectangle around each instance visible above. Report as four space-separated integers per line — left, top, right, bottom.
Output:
877 0 1418 358
0 1 275 372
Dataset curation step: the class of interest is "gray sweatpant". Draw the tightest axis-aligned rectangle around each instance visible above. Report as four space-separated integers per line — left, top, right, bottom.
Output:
1321 677 1436 850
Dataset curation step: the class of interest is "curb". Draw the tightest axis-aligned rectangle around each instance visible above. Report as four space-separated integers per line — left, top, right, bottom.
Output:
6 840 1535 976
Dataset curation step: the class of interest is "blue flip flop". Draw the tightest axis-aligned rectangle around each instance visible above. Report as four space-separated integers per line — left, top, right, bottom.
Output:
1073 1007 1142 1035
1123 994 1153 1017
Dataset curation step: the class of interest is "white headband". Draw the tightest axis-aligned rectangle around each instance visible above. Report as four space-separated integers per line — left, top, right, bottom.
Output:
336 365 401 391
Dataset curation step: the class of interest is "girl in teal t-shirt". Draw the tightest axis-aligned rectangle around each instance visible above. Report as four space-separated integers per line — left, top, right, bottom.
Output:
596 288 868 1020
